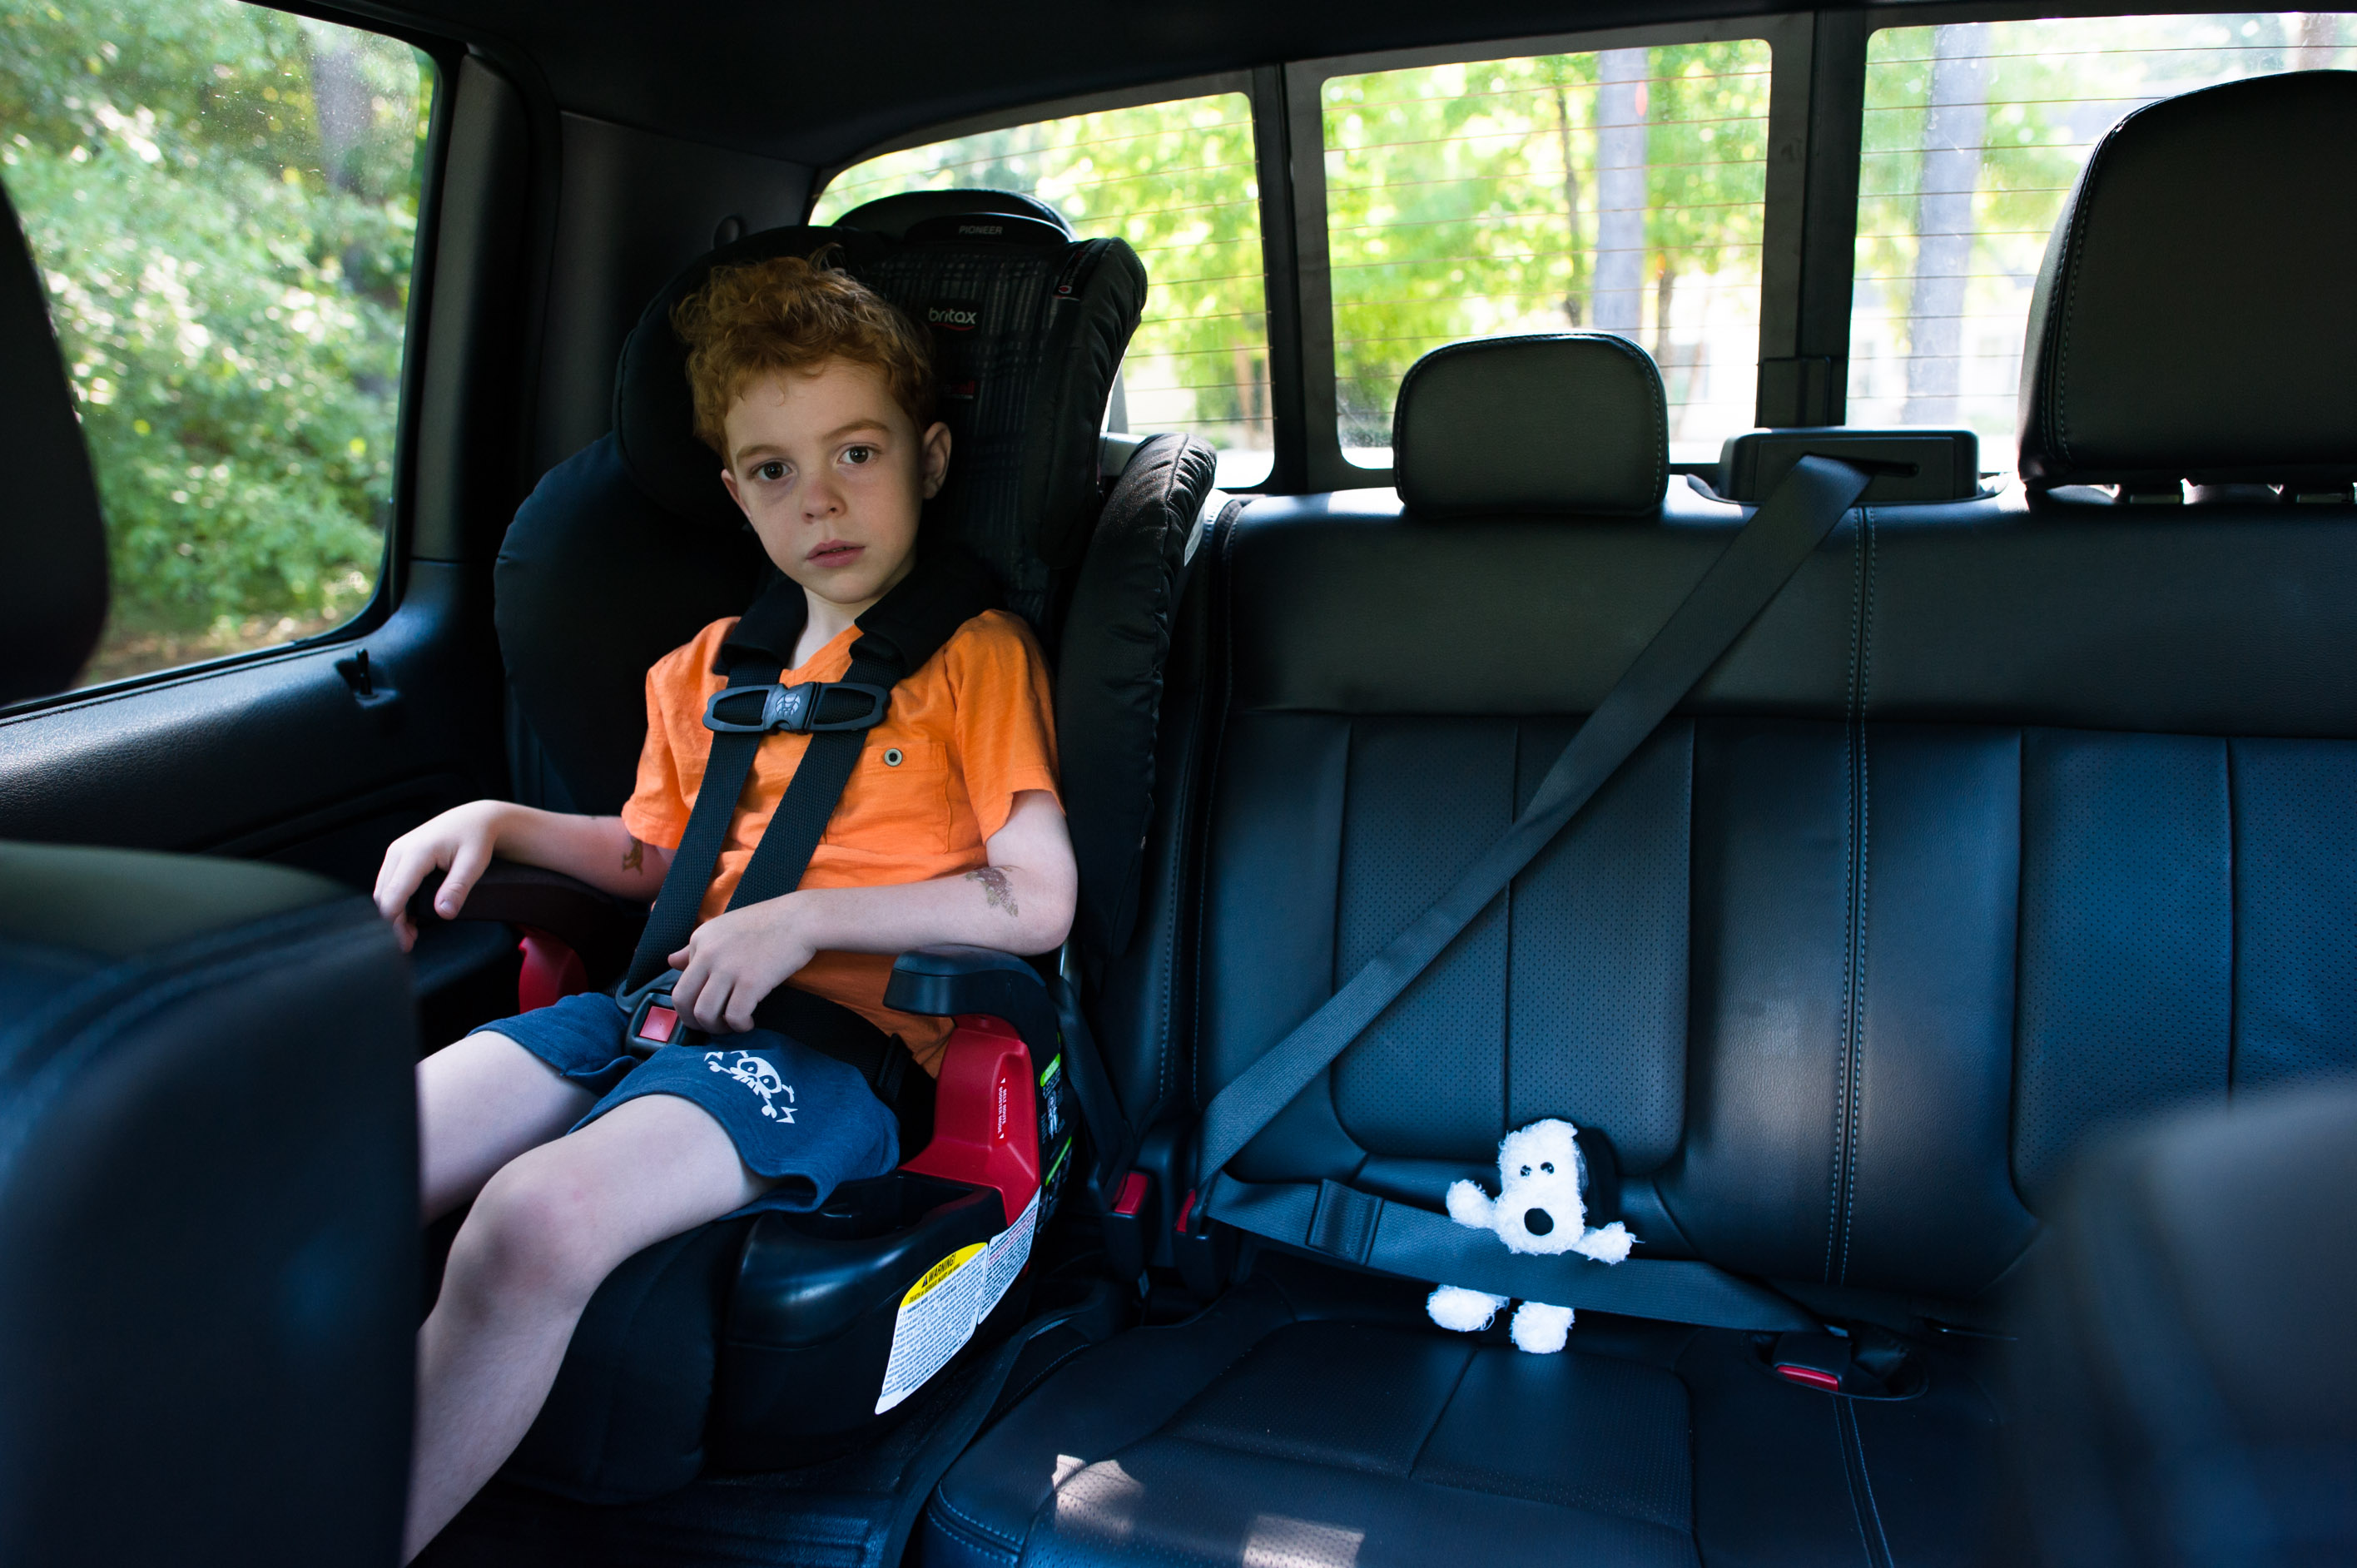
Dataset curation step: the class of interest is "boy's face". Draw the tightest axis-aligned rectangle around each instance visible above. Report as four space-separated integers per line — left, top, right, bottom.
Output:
718 358 950 614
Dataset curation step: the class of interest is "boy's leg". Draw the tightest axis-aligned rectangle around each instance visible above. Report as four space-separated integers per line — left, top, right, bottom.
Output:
404 1091 765 1561
417 1031 597 1222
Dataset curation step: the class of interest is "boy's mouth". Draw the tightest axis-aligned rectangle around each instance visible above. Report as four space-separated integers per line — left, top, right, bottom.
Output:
806 539 864 568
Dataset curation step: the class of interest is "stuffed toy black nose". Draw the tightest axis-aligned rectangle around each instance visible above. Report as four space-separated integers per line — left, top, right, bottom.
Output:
1523 1208 1555 1236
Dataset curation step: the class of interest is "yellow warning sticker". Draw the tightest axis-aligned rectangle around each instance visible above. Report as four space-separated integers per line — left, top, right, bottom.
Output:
904 1243 986 1307
875 1188 1040 1413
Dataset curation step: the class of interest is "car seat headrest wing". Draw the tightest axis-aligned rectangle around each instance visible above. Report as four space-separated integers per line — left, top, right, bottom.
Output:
1392 334 1669 519
0 181 110 703
2018 70 2357 491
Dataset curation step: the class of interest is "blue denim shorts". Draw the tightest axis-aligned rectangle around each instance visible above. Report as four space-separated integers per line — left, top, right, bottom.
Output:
474 990 899 1213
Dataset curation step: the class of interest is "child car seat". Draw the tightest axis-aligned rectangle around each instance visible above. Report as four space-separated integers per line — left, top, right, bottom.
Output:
434 192 1220 1503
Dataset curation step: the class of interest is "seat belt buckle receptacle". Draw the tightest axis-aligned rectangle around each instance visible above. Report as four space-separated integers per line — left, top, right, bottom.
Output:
703 681 892 734
617 969 703 1059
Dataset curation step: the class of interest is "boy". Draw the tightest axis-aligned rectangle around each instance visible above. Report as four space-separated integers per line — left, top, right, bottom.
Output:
372 255 1074 1561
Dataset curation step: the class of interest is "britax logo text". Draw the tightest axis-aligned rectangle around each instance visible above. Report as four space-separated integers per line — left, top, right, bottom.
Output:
927 305 979 331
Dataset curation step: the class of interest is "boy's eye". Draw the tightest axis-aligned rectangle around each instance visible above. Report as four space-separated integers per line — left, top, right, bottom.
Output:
755 461 787 482
843 444 875 465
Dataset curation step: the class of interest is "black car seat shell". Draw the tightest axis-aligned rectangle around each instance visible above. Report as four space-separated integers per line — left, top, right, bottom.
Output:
924 72 2357 1568
0 184 418 1567
442 197 1218 1509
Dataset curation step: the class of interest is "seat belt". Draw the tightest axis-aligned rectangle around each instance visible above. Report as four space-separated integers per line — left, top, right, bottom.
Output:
615 551 1000 1095
1192 454 1874 1332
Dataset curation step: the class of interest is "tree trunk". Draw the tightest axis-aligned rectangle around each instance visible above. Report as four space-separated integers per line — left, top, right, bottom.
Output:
1902 26 1990 426
1593 49 1650 337
1554 86 1584 327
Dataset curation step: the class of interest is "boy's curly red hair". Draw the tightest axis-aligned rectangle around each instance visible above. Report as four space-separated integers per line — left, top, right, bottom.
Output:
672 251 936 456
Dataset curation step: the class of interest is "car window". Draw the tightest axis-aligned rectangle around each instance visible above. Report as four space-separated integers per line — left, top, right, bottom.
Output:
1319 40 1774 466
813 92 1273 489
1852 12 2354 466
1 0 433 690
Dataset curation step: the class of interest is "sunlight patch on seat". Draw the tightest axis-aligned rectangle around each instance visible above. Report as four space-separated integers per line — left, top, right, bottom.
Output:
1052 1459 1144 1544
1241 1514 1365 1568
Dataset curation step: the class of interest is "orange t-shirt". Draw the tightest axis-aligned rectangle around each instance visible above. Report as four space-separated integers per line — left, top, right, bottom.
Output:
619 608 1060 1073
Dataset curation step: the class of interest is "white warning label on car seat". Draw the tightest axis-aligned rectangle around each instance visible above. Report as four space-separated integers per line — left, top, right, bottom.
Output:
875 1188 1040 1414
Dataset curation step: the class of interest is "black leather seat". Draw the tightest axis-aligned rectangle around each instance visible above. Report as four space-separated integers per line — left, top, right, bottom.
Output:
0 185 418 1566
925 71 2357 1567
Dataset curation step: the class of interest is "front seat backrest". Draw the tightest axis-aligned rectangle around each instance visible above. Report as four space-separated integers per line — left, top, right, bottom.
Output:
0 181 107 704
2018 69 2357 493
0 184 416 1566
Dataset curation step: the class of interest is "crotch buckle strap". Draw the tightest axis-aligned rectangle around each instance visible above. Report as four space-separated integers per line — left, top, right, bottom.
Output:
702 680 893 735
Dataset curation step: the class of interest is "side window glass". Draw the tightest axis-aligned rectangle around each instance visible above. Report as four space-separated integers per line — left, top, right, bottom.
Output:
1319 41 1774 465
2 0 434 688
1853 14 2354 464
811 92 1273 488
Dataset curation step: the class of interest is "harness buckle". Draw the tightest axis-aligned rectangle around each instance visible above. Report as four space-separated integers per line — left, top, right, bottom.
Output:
616 969 706 1059
702 680 892 735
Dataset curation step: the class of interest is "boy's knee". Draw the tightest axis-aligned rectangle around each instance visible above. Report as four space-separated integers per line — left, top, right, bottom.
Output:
444 1155 609 1311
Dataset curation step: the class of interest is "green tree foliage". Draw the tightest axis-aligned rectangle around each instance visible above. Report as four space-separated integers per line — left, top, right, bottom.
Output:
0 0 429 683
1322 41 1770 446
816 94 1273 464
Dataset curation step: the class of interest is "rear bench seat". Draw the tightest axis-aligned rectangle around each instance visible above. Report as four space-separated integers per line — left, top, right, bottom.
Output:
927 72 2357 1568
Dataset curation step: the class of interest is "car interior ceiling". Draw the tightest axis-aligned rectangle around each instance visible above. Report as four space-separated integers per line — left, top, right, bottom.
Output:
2 2 2356 1567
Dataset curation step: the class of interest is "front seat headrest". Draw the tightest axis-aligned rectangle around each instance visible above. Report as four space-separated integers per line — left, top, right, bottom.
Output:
2018 70 2357 491
1392 334 1668 518
0 181 109 703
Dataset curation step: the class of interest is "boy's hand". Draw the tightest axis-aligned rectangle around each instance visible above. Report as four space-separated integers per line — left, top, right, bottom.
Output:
667 897 819 1035
374 801 511 954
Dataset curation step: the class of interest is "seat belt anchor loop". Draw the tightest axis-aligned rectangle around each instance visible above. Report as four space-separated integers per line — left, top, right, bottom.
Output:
702 680 893 735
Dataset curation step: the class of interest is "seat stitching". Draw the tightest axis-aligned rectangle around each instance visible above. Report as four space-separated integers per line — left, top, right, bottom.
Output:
929 1484 1026 1552
1838 1397 1898 1568
1404 1344 1479 1476
1188 513 1243 1115
1840 510 1878 1285
1828 510 1864 1283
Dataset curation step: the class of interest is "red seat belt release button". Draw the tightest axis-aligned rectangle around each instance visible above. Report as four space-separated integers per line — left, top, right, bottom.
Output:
1113 1170 1149 1218
640 1004 679 1045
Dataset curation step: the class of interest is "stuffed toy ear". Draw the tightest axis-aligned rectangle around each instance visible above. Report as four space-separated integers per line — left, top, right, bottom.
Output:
1445 1178 1495 1228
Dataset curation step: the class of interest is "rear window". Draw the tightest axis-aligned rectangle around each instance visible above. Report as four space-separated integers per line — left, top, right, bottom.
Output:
1851 12 2355 465
1319 39 1774 466
2 0 434 689
813 92 1274 489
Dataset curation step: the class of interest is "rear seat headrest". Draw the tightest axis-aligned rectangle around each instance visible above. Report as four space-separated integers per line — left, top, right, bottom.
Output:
2019 70 2357 491
1393 334 1667 518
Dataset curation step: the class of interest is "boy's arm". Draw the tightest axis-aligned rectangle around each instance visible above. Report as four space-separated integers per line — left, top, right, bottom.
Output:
665 790 1075 1034
374 800 673 952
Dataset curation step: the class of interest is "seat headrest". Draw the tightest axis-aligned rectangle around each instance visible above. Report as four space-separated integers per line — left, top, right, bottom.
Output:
607 213 1144 618
834 187 1071 241
2019 71 2357 490
1392 334 1667 518
0 182 109 703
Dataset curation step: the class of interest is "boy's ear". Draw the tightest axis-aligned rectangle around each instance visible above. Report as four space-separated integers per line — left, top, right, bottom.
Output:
920 421 952 501
719 464 752 519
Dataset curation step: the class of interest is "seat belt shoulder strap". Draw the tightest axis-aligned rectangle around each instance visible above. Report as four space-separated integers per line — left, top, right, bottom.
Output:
1195 454 1873 1208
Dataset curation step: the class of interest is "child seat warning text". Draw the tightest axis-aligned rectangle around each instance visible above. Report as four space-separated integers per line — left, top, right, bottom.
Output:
875 1188 1040 1413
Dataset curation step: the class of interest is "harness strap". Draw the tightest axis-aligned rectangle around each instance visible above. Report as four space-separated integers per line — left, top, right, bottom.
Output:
617 553 1001 1098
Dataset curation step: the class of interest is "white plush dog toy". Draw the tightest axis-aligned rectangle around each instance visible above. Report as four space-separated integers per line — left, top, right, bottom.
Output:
1426 1119 1634 1354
